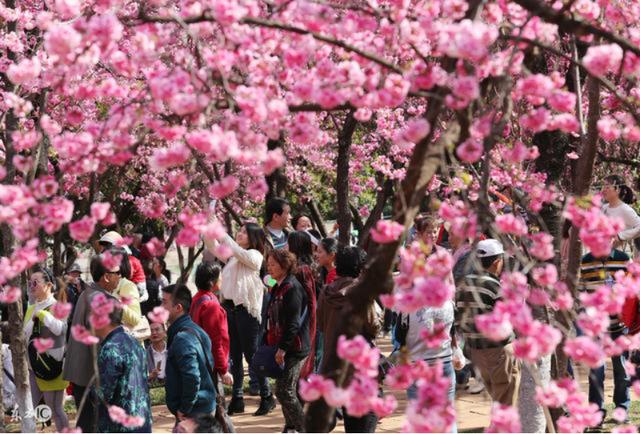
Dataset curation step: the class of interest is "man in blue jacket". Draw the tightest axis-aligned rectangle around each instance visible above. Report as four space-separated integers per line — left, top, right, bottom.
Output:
161 284 219 431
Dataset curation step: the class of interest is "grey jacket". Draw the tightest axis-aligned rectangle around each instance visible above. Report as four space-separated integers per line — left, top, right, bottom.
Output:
62 282 117 386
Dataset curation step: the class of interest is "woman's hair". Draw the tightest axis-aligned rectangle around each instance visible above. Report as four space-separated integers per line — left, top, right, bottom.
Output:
605 175 636 204
335 245 367 278
244 222 267 255
320 237 338 255
267 249 298 275
115 248 132 280
414 213 437 234
287 231 314 265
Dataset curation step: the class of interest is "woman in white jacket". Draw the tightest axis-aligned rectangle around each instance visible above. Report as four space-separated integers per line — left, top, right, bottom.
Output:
602 175 640 253
205 219 276 416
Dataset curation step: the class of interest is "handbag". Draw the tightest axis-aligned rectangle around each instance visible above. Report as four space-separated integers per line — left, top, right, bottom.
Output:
180 328 235 433
28 316 63 381
251 345 284 379
251 306 309 379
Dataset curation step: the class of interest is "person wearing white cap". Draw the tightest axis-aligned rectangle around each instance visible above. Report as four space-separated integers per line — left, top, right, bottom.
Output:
455 239 521 406
98 231 149 303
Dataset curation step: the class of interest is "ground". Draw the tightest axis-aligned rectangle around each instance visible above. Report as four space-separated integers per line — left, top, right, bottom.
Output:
16 337 629 433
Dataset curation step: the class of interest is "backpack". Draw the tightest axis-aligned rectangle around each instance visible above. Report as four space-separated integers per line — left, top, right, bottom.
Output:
28 315 63 381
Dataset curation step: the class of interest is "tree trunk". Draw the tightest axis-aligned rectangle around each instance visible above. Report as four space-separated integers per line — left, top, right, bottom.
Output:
566 76 600 297
336 111 357 245
304 104 457 432
0 328 4 432
306 199 327 238
0 16 36 424
7 301 35 432
265 136 288 202
358 177 393 251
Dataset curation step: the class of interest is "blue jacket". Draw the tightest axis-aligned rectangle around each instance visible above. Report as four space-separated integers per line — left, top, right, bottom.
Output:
165 314 216 416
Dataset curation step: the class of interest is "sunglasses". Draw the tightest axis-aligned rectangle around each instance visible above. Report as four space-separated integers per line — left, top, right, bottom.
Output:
28 279 45 288
105 271 121 277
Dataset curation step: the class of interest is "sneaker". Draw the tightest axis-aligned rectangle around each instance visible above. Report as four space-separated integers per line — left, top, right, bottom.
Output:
227 397 245 415
468 379 485 394
254 395 277 416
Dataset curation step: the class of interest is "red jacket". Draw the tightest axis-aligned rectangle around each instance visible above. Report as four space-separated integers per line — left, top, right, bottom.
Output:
129 256 146 284
190 290 230 376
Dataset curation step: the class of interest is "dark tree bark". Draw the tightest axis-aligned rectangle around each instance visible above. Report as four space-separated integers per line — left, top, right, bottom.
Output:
306 199 327 238
566 76 601 296
358 177 393 251
304 107 457 432
335 111 357 245
265 136 288 202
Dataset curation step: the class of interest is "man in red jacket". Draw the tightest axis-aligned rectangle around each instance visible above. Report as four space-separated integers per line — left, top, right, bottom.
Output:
191 262 233 386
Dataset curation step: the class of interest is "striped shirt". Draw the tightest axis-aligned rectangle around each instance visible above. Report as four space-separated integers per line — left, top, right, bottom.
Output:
578 249 629 333
455 272 511 349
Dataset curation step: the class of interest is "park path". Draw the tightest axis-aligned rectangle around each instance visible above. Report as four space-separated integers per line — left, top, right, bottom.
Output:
149 337 615 433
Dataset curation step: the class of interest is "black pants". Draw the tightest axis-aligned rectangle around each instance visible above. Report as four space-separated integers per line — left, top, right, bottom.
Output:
71 383 98 433
343 410 378 433
224 302 271 399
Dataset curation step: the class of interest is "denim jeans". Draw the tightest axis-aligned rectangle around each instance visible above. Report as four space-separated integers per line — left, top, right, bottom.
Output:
592 329 631 412
408 359 457 433
224 303 271 399
589 351 630 412
577 326 630 413
250 292 271 391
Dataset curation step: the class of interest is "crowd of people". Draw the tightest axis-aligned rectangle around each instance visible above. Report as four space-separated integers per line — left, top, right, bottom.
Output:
8 175 640 433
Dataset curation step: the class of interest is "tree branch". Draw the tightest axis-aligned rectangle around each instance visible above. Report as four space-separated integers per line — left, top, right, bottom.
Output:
513 0 640 59
136 11 403 74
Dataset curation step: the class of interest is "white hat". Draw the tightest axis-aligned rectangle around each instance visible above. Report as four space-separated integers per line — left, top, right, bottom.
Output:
99 231 123 245
99 231 132 254
476 239 504 258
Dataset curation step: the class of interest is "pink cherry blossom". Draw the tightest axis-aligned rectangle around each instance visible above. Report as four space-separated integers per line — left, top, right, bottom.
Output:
456 138 483 163
475 310 513 341
100 251 122 271
384 364 414 390
51 302 72 320
298 374 332 402
370 220 404 244
531 264 558 287
583 44 623 77
420 323 450 349
144 238 166 257
336 335 380 378
209 176 240 200
71 325 99 345
147 306 169 324
485 404 522 433
495 214 527 236
564 336 605 368
535 381 569 408
6 57 41 85
212 243 233 261
0 286 22 304
91 202 111 221
33 337 54 353
69 216 97 243
108 405 145 428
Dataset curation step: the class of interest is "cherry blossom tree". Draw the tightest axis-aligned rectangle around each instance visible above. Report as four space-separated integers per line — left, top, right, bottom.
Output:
4 0 640 431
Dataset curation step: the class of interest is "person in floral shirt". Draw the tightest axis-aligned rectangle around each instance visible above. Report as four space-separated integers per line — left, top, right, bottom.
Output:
95 302 152 433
